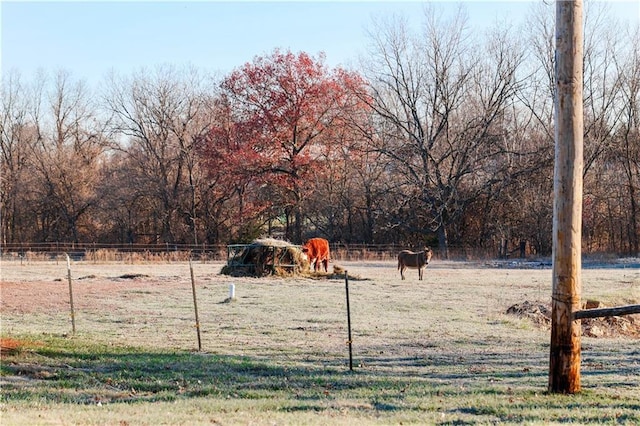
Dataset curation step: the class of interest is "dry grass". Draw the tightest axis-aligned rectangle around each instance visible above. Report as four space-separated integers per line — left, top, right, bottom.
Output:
1 259 639 424
2 248 228 265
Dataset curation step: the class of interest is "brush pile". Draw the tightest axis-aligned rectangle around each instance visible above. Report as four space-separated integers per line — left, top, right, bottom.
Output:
506 300 640 338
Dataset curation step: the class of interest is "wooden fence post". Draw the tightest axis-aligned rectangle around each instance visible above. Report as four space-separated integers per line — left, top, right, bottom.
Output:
549 0 584 394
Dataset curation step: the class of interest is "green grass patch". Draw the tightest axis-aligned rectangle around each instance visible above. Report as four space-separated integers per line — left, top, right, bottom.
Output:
2 334 639 425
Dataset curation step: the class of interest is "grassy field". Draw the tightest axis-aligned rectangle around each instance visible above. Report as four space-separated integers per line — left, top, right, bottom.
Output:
1 258 639 425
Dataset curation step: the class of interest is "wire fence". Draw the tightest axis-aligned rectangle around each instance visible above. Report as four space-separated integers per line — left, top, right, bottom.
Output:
0 241 511 263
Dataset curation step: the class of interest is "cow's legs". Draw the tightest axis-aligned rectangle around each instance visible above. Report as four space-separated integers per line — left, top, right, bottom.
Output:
418 267 423 280
400 266 405 280
322 259 328 272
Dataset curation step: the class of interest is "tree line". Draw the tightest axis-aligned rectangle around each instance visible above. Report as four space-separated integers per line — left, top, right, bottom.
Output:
1 4 639 257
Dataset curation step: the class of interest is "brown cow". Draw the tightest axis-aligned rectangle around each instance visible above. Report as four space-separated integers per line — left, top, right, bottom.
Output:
397 247 433 280
302 238 330 272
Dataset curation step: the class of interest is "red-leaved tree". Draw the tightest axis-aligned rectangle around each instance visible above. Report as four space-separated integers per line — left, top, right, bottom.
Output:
208 49 367 242
197 94 273 242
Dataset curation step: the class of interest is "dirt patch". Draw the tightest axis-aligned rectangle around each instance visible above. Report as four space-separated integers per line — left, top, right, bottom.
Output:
117 273 150 279
506 301 640 338
580 313 640 338
506 301 551 328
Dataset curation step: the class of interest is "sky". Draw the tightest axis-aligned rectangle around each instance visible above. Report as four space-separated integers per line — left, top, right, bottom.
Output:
2 1 639 89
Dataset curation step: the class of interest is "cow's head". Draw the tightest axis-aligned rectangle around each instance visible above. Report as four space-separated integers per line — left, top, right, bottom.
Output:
424 247 433 264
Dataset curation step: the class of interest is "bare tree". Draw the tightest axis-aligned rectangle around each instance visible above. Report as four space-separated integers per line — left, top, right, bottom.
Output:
302 106 393 244
363 6 525 257
615 26 640 254
582 2 627 178
103 65 213 243
522 1 556 137
522 2 638 255
23 70 109 242
0 71 39 243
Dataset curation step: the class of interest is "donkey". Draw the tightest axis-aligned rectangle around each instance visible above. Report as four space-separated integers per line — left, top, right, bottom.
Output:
397 247 433 280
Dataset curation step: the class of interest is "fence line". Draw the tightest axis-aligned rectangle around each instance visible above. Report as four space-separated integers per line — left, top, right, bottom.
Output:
0 241 513 262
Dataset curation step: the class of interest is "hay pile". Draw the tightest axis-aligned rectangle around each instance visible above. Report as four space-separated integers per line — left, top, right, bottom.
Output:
320 264 368 281
221 238 310 277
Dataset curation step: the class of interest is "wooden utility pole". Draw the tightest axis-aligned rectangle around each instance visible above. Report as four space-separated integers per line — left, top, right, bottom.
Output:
549 0 584 394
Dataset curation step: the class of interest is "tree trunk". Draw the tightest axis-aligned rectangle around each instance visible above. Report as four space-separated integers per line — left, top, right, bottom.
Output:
625 158 639 254
549 0 583 395
499 238 508 259
294 208 303 244
365 194 375 243
437 224 449 260
629 185 638 255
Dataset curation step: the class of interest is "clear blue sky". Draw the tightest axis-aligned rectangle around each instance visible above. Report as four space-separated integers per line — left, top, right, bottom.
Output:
2 1 639 88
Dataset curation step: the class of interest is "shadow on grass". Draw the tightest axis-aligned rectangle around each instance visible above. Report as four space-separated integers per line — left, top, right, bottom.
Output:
2 340 399 404
1 336 639 423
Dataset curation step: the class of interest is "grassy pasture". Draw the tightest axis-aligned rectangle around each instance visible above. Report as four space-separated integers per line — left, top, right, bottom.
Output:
1 259 639 425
